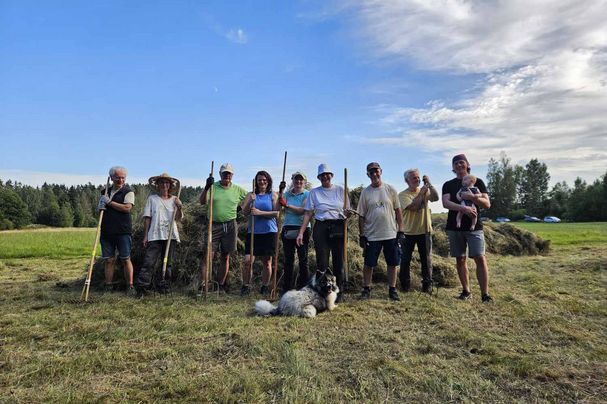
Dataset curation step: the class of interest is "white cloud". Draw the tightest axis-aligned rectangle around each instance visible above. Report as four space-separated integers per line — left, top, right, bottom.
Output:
226 28 248 44
338 0 607 183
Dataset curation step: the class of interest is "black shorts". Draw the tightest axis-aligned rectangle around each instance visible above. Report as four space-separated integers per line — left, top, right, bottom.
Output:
364 238 400 267
244 232 277 256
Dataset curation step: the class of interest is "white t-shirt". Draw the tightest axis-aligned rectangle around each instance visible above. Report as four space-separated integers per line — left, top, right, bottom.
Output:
143 194 181 242
109 188 135 205
304 185 349 220
357 183 400 241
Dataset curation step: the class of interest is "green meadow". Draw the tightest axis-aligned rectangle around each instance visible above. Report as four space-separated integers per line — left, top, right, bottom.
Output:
0 224 605 402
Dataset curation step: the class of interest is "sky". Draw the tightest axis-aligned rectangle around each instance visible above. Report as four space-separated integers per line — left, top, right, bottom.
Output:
1 0 606 213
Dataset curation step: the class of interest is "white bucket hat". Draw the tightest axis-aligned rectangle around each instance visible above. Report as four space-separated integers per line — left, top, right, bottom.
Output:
317 163 333 178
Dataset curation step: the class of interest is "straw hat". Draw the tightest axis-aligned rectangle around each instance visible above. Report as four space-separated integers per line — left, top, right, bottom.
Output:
148 172 179 192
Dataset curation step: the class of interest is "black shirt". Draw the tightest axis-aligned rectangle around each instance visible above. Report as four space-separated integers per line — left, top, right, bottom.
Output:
442 177 487 231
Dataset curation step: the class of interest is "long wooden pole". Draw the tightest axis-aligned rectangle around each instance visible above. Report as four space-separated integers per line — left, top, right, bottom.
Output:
343 168 349 285
270 151 287 299
81 176 110 302
248 177 256 286
205 161 214 299
161 180 182 289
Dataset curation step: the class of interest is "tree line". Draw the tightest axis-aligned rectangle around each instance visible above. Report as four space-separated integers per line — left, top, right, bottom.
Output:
1 157 606 230
0 180 202 230
485 152 607 221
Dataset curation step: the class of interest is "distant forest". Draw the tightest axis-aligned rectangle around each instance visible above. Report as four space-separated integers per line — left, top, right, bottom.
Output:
1 154 606 230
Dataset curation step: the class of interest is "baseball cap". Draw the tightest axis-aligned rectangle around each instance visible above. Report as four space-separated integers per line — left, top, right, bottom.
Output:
219 163 234 174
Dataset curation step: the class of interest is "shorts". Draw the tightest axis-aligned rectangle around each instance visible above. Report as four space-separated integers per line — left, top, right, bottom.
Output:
364 238 400 267
100 234 132 260
205 220 237 254
447 230 485 258
244 232 277 256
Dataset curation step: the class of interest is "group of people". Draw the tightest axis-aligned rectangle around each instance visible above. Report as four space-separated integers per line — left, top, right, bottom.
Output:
98 153 493 303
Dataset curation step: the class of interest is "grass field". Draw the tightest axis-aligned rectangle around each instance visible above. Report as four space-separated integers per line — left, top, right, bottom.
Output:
513 222 607 246
0 224 605 402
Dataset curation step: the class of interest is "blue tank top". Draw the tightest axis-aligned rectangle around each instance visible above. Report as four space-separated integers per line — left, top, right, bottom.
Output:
284 190 310 227
248 193 277 234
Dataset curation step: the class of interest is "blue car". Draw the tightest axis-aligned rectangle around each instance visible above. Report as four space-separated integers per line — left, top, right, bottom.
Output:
524 215 541 222
544 216 561 223
496 217 511 223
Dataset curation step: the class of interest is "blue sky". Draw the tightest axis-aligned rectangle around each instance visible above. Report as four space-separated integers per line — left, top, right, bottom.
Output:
1 1 606 212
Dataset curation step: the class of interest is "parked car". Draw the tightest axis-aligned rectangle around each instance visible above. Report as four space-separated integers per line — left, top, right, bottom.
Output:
495 217 511 223
524 215 541 222
543 216 561 223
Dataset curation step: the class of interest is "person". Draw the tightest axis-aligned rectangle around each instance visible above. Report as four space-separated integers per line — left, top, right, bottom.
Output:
442 154 493 302
296 163 349 303
135 173 183 297
241 171 279 296
357 162 404 301
199 163 248 295
277 171 310 295
97 166 136 296
399 168 439 294
456 174 480 230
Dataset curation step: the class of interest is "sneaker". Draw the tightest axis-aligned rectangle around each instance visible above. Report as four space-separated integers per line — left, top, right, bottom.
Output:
482 293 494 303
360 287 371 300
126 286 137 297
240 285 251 296
389 287 400 301
260 285 270 295
458 290 472 300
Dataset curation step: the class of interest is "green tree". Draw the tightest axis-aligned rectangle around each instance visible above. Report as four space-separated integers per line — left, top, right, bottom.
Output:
0 187 31 229
486 152 519 218
546 181 570 218
520 158 550 216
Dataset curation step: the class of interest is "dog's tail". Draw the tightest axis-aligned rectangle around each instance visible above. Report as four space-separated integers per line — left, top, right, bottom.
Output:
255 300 280 316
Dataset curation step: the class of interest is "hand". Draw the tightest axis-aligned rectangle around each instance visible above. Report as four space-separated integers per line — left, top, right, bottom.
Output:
422 175 431 186
143 236 148 248
463 205 477 218
279 197 287 208
397 231 406 243
205 176 214 190
359 236 368 249
97 195 110 211
279 181 286 193
296 233 304 247
460 190 476 201
251 207 261 216
174 198 183 209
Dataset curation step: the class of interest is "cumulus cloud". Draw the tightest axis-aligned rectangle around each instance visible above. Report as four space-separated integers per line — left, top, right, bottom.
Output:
339 0 607 182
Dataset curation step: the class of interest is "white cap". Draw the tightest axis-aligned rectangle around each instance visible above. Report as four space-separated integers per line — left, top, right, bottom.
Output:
219 163 234 174
317 163 333 177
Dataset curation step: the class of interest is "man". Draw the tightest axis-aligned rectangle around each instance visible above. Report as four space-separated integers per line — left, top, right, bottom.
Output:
399 169 439 293
199 163 248 295
357 162 404 301
97 166 136 296
442 154 493 302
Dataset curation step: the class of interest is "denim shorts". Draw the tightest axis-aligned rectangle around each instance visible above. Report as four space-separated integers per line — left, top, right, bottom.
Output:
447 230 485 257
100 234 132 260
364 238 400 267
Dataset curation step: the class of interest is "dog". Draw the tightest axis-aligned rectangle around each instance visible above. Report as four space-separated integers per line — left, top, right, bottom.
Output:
255 270 339 318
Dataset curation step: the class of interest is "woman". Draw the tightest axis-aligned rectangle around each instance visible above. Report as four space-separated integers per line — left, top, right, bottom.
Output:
241 170 278 296
135 172 183 296
278 171 310 294
296 163 349 303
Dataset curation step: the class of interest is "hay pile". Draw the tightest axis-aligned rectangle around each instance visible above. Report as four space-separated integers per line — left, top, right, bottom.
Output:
87 203 549 291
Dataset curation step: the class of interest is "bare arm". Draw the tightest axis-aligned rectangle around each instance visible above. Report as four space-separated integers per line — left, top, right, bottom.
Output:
143 216 151 247
395 208 404 232
406 185 429 211
250 193 279 218
174 198 183 221
358 215 365 236
107 200 132 213
296 210 314 246
286 196 307 214
459 190 491 209
442 193 477 217
199 188 209 206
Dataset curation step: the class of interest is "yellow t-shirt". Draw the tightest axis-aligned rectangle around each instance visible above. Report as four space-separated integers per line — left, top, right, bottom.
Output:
399 188 432 235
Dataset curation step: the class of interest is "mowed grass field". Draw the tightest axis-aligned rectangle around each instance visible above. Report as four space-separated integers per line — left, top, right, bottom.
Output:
0 224 605 402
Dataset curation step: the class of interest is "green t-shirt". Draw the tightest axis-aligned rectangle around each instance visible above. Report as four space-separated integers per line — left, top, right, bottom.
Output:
207 182 248 222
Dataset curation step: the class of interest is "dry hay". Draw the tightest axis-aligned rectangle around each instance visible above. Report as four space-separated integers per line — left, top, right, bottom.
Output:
84 205 549 290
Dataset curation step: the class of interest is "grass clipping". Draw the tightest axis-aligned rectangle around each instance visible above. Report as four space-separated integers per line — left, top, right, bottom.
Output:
88 203 550 290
